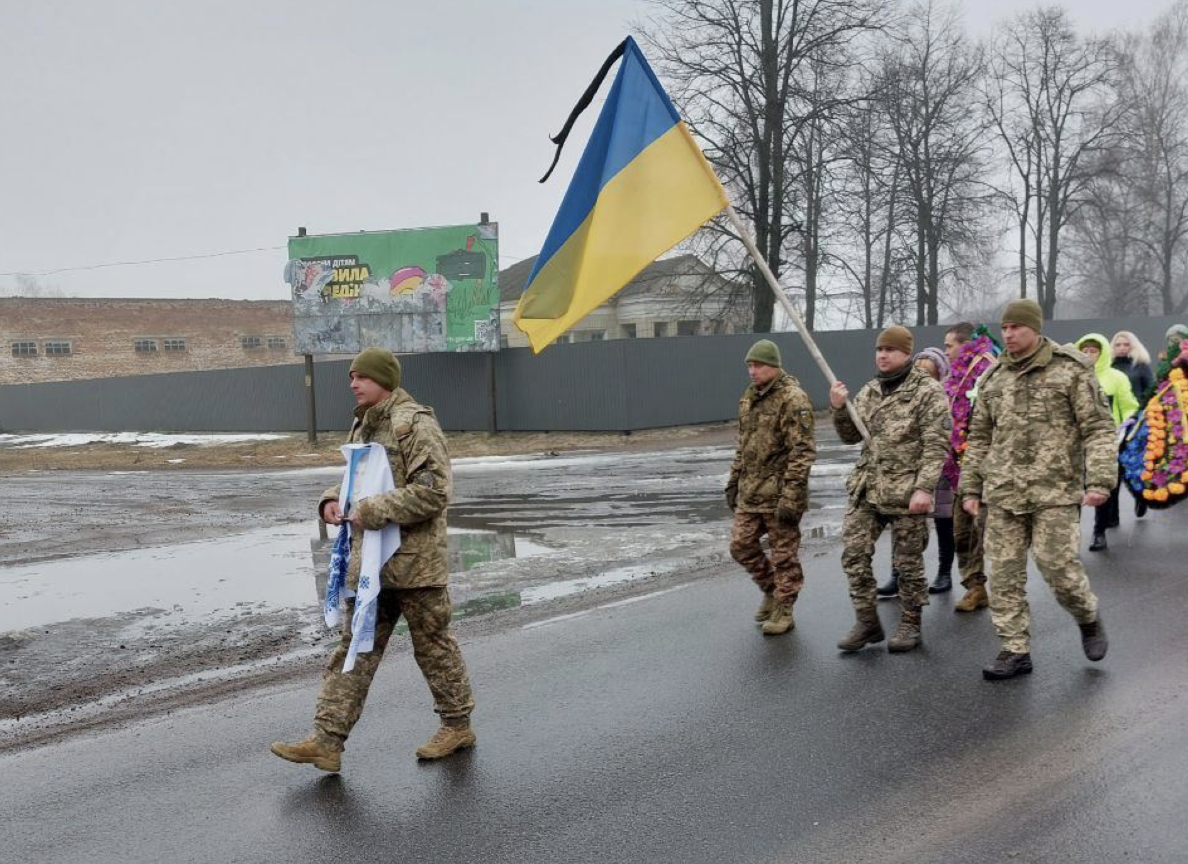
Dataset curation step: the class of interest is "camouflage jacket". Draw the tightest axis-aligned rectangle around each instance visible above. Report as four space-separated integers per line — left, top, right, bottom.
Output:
958 338 1117 513
832 366 950 515
728 373 816 514
319 389 452 589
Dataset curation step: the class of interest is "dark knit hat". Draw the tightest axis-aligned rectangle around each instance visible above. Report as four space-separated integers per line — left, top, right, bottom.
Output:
349 347 401 392
745 339 782 367
876 325 913 356
1001 299 1044 333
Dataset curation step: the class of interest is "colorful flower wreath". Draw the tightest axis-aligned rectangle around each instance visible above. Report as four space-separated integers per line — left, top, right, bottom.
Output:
1120 342 1188 509
942 326 1002 487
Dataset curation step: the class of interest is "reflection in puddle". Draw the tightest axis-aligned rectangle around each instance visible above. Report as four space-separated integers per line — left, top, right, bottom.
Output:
310 527 551 606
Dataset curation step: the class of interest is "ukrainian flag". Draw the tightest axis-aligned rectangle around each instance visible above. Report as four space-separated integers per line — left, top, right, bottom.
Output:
513 37 729 352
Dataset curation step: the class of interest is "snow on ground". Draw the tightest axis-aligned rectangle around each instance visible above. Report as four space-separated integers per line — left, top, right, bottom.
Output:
0 432 288 449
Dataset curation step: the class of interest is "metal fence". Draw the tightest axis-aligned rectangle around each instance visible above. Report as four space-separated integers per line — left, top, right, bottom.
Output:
1 314 1182 433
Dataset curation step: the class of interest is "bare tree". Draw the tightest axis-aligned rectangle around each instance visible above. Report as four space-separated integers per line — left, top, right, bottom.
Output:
877 0 994 325
0 274 64 297
641 0 884 332
987 7 1122 318
1116 0 1188 314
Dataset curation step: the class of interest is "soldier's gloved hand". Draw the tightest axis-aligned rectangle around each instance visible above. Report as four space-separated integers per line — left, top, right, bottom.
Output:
725 483 739 511
775 496 800 524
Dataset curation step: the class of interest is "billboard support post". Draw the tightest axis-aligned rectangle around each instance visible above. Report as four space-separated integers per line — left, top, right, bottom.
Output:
485 352 498 433
304 353 317 444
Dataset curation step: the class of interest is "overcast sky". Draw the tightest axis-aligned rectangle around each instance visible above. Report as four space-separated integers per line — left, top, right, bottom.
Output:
0 0 1177 300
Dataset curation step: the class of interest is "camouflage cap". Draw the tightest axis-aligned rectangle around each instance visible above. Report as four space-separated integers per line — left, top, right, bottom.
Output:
746 339 782 368
1002 299 1044 333
350 348 402 391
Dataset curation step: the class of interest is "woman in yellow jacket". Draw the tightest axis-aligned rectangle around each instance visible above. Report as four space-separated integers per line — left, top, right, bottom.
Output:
1076 333 1140 552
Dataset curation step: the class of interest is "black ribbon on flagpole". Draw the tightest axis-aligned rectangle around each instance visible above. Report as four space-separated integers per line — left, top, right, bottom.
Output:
538 38 629 183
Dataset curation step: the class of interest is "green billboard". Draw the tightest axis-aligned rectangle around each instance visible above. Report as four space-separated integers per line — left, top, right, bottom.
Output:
285 222 499 354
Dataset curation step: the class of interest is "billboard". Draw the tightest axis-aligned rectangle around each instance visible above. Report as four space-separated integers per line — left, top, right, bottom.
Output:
285 222 499 354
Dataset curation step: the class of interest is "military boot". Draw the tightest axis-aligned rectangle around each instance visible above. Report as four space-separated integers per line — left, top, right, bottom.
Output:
270 737 342 772
982 650 1033 680
1088 531 1108 552
754 593 777 623
887 607 922 653
1079 616 1108 661
761 603 795 635
416 723 477 760
955 584 988 613
837 610 885 652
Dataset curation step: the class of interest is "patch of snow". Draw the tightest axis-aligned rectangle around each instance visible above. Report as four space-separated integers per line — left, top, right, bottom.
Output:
0 432 289 449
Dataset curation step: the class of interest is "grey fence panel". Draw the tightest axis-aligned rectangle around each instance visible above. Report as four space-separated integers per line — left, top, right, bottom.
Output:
494 340 632 432
1 314 1183 434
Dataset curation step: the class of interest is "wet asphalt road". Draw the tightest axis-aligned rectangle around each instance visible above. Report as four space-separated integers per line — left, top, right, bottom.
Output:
4 505 1185 863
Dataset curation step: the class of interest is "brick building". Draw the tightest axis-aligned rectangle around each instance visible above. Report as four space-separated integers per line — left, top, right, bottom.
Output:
0 298 297 385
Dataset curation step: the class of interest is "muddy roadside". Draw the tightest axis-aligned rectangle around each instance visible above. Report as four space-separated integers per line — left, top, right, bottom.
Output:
0 423 738 568
0 423 738 474
0 418 849 754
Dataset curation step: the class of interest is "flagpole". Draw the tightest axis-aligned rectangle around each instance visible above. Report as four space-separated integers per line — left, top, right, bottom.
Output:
724 203 871 444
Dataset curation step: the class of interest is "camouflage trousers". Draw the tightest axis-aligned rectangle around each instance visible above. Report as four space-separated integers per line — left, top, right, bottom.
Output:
313 587 474 751
985 505 1099 654
841 499 930 611
730 511 804 605
952 496 988 588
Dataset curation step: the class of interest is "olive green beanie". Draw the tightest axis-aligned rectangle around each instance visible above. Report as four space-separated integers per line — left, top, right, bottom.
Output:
349 347 401 392
876 325 913 355
1001 299 1044 333
745 339 782 368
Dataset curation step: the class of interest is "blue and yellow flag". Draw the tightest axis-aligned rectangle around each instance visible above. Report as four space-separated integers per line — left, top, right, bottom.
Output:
513 37 729 352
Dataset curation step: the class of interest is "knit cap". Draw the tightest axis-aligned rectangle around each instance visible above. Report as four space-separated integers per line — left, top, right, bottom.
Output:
876 326 913 355
745 339 782 368
913 346 951 380
349 348 402 392
1001 299 1044 333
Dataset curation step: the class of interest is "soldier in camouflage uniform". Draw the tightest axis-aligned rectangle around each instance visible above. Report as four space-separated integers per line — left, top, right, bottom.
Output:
272 348 475 772
831 326 951 653
726 339 816 636
959 300 1112 680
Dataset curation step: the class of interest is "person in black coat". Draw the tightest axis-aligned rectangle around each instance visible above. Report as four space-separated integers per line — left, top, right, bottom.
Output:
1111 330 1155 403
1110 330 1155 518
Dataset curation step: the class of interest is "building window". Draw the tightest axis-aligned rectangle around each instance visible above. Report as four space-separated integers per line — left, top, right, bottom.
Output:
134 339 158 353
11 341 37 357
43 340 72 356
163 338 186 353
653 322 669 338
241 336 263 350
499 335 509 349
587 330 605 341
677 320 700 336
267 336 287 350
553 334 571 345
621 323 637 339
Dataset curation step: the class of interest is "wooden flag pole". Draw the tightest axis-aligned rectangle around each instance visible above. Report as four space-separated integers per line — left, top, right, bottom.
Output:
725 203 871 444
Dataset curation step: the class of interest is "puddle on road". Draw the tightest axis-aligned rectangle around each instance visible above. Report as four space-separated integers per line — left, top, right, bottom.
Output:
0 524 316 632
0 524 552 633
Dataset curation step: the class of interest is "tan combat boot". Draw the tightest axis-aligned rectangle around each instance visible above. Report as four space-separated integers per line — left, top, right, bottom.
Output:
761 603 795 635
955 584 988 613
887 607 922 652
416 724 477 760
754 593 778 622
837 609 885 652
270 737 342 772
